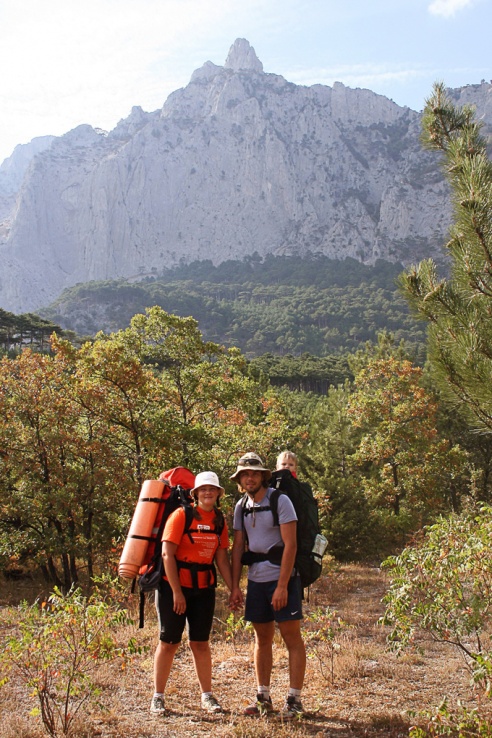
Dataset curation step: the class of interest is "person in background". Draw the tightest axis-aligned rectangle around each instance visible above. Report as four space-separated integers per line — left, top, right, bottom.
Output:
276 450 299 476
229 452 306 720
151 471 232 716
277 450 314 499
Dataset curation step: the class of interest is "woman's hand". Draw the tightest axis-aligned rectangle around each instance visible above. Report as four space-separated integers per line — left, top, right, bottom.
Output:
172 590 186 614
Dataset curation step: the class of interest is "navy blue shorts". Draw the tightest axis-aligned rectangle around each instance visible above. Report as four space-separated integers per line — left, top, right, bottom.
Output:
155 581 216 643
245 576 303 624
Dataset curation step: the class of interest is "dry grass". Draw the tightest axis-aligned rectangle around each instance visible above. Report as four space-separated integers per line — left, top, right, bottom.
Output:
1 564 490 737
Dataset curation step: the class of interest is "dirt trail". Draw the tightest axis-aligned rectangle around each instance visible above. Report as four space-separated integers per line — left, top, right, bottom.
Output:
1 565 486 738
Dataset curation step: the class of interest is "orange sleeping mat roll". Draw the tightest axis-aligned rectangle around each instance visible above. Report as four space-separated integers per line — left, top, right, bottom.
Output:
118 479 167 580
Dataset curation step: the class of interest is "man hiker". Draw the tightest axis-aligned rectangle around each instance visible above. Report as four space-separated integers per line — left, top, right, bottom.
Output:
229 452 306 719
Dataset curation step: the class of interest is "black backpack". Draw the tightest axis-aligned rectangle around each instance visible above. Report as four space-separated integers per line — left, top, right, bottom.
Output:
241 468 325 589
137 486 224 627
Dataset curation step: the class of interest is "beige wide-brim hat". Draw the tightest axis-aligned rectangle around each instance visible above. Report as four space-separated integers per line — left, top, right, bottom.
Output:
230 452 271 481
191 471 225 496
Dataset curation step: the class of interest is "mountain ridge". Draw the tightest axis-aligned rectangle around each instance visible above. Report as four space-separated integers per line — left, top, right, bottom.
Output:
1 38 491 314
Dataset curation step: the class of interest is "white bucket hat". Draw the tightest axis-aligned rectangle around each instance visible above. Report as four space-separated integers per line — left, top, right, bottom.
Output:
191 471 225 496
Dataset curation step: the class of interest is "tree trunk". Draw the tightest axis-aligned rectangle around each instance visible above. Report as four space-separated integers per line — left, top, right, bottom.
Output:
47 556 62 587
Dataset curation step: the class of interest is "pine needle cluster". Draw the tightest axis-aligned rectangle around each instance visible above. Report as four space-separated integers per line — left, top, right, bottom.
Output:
400 82 492 431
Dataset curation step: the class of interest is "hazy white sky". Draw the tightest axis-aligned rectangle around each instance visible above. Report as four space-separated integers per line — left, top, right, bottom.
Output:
0 0 490 164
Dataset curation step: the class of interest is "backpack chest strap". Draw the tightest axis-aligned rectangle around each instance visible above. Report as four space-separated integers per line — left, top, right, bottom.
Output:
241 491 281 527
242 504 272 517
185 524 223 544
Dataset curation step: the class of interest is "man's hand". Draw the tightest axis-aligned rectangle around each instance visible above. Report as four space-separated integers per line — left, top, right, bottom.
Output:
271 584 288 611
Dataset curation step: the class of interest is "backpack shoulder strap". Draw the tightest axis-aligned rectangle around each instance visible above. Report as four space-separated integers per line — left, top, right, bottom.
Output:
240 493 249 528
241 488 281 527
214 507 225 537
182 502 195 543
151 493 172 562
183 504 225 539
269 487 281 527
240 493 250 546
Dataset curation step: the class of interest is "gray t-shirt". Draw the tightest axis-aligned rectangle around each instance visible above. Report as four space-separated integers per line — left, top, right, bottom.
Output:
233 487 297 583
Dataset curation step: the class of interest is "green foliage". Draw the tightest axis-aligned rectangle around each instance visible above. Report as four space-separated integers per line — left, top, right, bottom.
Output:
116 306 291 474
43 255 428 359
0 344 149 586
221 612 253 652
0 295 483 576
382 506 492 695
302 384 374 561
303 607 351 684
0 583 141 737
400 82 492 432
249 352 353 393
348 356 470 520
347 329 412 375
0 307 63 354
366 507 422 560
409 698 492 737
0 307 290 585
299 345 472 561
433 399 492 505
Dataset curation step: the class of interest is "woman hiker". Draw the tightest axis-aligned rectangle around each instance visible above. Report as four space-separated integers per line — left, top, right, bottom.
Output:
150 471 233 716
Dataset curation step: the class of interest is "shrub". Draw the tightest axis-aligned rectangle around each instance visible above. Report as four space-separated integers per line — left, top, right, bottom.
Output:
381 506 492 696
0 583 142 737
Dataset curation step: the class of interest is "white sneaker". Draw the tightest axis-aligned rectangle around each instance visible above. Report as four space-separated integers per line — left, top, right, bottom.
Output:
201 694 223 713
150 695 167 715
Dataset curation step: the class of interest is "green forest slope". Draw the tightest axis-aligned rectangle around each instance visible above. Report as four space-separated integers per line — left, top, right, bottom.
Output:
43 255 428 361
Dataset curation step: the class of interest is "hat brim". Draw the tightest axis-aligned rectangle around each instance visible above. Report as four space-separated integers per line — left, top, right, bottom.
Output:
230 466 271 481
191 483 225 495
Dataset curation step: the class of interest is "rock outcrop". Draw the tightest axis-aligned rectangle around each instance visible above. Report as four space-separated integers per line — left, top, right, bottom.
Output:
1 38 491 313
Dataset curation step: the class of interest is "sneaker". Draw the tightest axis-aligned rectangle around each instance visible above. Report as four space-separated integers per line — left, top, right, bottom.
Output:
244 693 274 716
281 695 304 720
201 694 223 714
150 695 167 715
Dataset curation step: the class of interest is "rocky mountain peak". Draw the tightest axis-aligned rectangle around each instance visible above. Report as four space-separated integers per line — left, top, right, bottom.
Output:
0 39 491 315
224 38 263 73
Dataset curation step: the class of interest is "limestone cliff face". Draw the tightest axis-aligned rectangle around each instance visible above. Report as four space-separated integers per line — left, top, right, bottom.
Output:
1 38 491 313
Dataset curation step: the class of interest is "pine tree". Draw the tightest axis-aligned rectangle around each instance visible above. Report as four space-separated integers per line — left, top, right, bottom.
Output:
399 82 492 432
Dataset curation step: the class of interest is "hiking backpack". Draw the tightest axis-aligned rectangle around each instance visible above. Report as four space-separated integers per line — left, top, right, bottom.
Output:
137 466 224 627
241 468 326 589
135 467 194 627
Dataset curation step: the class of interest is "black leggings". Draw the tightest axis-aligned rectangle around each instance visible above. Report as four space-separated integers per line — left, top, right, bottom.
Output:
155 580 216 644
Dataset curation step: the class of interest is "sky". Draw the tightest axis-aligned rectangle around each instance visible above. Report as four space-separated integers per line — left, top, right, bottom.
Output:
0 0 491 165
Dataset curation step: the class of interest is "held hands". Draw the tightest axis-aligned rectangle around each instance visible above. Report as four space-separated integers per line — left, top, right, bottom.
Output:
229 586 244 611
